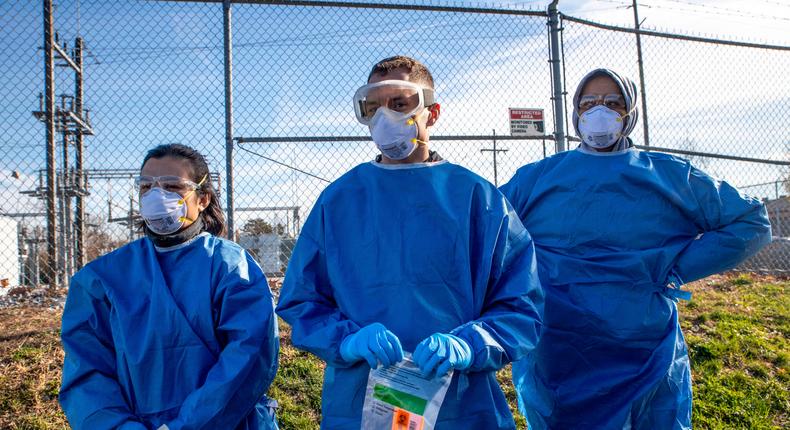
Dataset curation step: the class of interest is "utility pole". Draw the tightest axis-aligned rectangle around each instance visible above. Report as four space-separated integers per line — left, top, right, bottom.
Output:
632 0 650 146
480 130 509 187
58 123 68 283
59 95 74 282
42 0 57 289
32 0 94 288
74 37 86 269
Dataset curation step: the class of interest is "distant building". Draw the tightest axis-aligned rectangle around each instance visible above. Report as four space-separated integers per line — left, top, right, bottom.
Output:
0 216 20 287
239 233 284 276
737 196 790 273
765 196 790 238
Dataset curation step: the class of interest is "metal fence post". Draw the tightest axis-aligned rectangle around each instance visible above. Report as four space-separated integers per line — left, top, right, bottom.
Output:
548 0 567 152
632 0 650 146
223 0 235 241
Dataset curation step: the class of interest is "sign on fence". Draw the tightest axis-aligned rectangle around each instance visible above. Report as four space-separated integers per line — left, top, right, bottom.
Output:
509 108 545 136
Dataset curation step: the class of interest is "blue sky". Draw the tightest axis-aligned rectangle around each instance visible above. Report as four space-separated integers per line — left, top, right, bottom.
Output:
1 0 788 237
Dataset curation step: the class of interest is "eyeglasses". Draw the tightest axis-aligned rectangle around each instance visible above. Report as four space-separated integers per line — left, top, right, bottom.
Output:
134 175 203 194
578 94 626 110
353 80 435 125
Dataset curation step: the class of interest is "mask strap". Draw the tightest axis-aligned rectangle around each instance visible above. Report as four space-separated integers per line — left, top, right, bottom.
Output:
177 174 208 205
622 103 638 120
615 105 638 141
407 110 430 147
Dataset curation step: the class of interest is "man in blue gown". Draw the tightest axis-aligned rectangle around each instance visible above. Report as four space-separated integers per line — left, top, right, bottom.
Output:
276 56 544 429
502 68 772 429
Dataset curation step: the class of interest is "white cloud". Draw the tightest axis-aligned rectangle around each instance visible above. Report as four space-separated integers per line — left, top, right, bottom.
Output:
556 0 790 45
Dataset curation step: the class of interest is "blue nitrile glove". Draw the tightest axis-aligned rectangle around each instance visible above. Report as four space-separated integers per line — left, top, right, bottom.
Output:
340 323 404 369
413 333 473 378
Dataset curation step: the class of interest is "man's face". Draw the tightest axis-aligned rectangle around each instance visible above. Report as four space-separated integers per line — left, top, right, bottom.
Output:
578 75 627 116
368 67 438 142
361 84 422 122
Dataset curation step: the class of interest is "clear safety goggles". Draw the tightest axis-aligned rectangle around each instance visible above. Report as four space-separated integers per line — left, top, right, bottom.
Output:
353 80 435 125
134 175 206 195
578 93 626 111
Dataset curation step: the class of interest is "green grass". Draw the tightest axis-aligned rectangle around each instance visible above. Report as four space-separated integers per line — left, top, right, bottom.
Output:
268 321 324 430
0 273 787 429
679 274 789 429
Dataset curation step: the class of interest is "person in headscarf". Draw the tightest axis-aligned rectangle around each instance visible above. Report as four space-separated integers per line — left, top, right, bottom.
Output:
573 68 640 153
501 68 771 429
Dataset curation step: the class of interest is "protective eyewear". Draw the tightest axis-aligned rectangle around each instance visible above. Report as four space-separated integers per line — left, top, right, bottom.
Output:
134 175 205 195
353 80 435 125
578 93 626 111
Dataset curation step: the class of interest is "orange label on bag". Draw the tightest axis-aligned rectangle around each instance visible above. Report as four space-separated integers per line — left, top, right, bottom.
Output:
391 407 424 430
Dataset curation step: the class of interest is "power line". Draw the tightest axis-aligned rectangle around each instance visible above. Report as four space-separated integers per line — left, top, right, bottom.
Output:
91 15 525 64
644 0 790 22
497 0 546 8
751 0 790 8
592 0 632 4
660 0 790 20
578 5 632 12
236 142 330 183
91 29 542 65
94 14 507 54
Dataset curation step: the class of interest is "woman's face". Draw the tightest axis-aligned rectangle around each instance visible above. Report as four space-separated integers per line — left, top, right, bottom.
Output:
140 156 209 229
578 75 627 116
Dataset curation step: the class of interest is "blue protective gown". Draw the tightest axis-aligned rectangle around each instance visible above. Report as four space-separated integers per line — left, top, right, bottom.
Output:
60 233 280 430
276 160 544 430
501 147 772 430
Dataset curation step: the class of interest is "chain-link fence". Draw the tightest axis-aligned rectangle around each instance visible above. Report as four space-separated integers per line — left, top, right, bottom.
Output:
1 1 788 291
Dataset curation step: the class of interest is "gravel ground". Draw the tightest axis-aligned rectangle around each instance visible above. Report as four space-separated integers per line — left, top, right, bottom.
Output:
0 277 283 310
0 286 67 310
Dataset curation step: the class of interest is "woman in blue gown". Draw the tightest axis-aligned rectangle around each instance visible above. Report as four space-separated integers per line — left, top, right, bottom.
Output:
60 144 280 430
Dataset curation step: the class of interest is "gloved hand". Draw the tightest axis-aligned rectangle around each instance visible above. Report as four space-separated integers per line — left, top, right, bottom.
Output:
340 323 404 369
413 333 473 378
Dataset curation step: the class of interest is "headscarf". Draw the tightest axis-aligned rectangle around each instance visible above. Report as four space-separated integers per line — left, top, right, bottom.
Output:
572 68 640 152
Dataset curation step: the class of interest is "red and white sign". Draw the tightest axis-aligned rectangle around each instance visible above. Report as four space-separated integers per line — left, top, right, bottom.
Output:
509 108 545 136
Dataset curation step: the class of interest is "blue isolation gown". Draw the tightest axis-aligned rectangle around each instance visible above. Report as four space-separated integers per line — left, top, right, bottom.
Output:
501 147 772 429
276 160 544 430
60 233 280 430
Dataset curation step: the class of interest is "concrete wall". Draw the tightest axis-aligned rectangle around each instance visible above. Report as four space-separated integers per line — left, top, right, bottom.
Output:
0 216 20 286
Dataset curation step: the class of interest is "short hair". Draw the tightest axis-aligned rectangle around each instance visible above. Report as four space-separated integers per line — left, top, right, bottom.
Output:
368 56 435 88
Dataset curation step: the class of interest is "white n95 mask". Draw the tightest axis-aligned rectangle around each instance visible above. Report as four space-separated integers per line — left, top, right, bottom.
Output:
578 105 625 149
140 187 191 235
369 107 424 160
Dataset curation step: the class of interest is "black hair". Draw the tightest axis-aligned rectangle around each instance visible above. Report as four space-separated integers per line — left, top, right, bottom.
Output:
139 143 226 237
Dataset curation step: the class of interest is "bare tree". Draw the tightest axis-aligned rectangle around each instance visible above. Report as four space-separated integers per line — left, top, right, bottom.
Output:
678 136 711 171
241 218 285 236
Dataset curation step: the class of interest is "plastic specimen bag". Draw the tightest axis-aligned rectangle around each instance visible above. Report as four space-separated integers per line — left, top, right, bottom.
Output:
361 353 452 430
